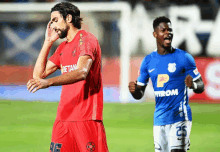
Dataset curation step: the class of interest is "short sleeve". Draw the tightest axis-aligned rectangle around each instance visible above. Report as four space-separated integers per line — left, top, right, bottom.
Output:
79 34 96 61
49 42 65 69
185 53 201 81
137 56 150 86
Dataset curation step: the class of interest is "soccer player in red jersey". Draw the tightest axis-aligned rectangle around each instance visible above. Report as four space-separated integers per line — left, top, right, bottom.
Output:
27 2 109 152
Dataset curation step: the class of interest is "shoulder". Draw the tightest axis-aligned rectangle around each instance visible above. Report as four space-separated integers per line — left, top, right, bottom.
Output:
173 48 186 55
174 48 195 63
174 48 190 55
80 30 98 42
143 51 156 62
173 48 192 58
142 51 156 65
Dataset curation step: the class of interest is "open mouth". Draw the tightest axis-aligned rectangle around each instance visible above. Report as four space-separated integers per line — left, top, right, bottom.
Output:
164 35 172 44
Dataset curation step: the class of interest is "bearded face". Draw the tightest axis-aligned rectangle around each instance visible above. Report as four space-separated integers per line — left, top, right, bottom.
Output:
56 26 69 39
50 11 70 39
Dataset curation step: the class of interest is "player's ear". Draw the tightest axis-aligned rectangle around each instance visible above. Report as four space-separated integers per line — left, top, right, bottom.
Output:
66 14 72 23
153 31 157 38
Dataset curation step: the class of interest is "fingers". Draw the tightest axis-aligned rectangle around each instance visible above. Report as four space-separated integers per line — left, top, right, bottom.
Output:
47 21 53 29
46 21 55 38
27 79 41 93
185 75 193 88
32 86 41 93
27 79 35 90
128 81 136 93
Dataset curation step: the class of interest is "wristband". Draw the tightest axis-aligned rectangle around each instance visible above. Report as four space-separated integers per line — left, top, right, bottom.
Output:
193 82 197 90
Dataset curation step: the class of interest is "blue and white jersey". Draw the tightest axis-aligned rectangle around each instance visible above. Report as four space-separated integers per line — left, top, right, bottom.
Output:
137 48 201 126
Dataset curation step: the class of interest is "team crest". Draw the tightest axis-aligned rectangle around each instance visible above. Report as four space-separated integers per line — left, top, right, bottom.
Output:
72 50 76 57
86 142 95 151
168 63 176 73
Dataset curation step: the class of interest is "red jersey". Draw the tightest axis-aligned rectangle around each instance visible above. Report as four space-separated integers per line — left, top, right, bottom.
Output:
49 30 103 121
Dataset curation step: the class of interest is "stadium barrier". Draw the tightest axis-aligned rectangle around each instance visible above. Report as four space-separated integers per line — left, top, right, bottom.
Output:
0 57 220 103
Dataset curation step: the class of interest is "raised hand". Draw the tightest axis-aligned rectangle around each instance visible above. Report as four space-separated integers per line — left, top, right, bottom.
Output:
45 21 59 43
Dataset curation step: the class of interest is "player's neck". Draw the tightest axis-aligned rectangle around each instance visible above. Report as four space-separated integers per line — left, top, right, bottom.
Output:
66 27 79 42
157 46 172 55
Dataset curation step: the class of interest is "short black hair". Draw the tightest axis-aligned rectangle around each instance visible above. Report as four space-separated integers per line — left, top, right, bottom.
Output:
153 16 171 30
51 2 83 29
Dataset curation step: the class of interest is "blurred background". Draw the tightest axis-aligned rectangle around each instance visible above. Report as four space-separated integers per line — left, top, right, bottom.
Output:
0 1 220 152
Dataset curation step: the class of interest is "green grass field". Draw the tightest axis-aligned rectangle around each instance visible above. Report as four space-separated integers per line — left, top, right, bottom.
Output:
0 100 220 152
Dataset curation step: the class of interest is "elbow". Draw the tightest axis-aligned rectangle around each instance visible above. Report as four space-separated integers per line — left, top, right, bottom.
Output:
33 75 40 79
33 70 44 79
33 74 44 79
80 74 87 80
79 69 89 80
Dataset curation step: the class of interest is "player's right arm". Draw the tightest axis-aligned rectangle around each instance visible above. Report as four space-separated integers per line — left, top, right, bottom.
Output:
129 81 147 100
128 56 150 100
33 21 59 79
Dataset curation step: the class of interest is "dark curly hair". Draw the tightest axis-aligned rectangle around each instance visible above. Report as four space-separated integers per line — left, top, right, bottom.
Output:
153 16 171 31
51 2 83 29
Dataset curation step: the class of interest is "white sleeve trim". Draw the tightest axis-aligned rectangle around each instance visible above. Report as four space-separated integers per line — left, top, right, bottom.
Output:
193 74 201 81
137 82 147 86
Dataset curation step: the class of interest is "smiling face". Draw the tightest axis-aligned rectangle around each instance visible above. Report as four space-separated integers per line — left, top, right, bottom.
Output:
153 22 173 49
50 11 69 39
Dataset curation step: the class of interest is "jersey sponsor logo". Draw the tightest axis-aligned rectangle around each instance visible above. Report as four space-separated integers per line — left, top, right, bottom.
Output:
168 63 176 73
148 68 155 73
60 64 77 74
157 74 169 87
154 89 179 97
86 142 95 151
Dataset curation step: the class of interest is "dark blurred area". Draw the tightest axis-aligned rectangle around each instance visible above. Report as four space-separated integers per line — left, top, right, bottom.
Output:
2 0 219 20
0 0 219 66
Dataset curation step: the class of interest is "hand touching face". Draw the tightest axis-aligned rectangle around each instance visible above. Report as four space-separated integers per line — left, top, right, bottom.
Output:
45 21 59 42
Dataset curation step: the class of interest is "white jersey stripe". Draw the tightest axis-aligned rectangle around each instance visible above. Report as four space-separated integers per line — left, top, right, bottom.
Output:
183 86 188 121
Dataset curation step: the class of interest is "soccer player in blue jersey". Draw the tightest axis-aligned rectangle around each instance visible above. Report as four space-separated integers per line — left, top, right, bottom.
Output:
128 16 204 152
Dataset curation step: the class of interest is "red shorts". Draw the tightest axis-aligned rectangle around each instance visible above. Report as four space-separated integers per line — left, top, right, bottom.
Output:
49 120 109 152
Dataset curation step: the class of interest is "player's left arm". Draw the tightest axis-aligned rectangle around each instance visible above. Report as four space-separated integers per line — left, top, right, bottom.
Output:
184 53 205 94
27 55 92 93
185 75 204 94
